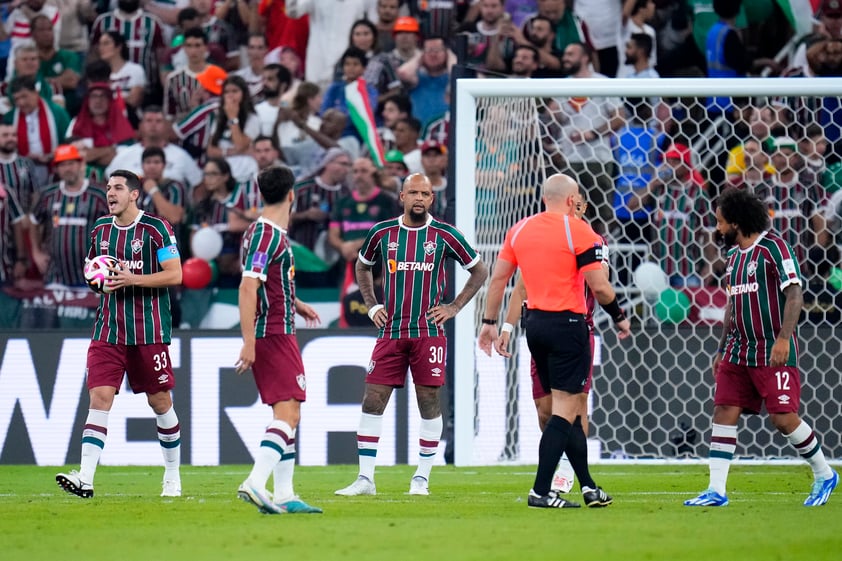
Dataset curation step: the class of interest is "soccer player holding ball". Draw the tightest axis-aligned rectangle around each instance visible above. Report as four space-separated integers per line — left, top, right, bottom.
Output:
685 187 838 507
56 170 184 499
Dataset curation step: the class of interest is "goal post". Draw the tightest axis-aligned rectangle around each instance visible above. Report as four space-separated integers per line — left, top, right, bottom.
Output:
453 77 842 467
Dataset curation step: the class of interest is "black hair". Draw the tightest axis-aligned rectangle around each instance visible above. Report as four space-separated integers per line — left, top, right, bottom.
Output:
9 75 37 94
717 187 770 237
341 46 368 68
183 26 208 44
349 19 379 53
85 59 112 83
205 157 237 193
397 117 422 134
629 33 653 58
254 134 281 152
177 7 199 24
264 63 292 88
514 44 540 64
142 146 166 163
110 169 143 193
379 94 412 117
258 166 296 204
714 0 741 20
211 75 256 146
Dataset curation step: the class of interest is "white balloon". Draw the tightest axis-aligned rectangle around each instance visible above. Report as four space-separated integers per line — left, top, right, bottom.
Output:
191 227 224 261
633 262 668 302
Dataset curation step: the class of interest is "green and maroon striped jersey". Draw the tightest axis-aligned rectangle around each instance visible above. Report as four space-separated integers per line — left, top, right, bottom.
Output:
0 185 24 284
30 181 109 287
173 99 219 162
358 214 480 339
89 211 180 345
164 67 201 121
0 155 37 213
90 11 165 82
723 231 801 367
241 217 296 337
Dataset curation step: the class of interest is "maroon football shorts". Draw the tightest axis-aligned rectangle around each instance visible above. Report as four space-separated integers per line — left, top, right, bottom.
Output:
366 336 447 388
714 361 801 414
86 340 175 395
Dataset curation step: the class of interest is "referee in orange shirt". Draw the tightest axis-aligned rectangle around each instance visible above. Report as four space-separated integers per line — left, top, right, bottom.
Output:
479 174 631 509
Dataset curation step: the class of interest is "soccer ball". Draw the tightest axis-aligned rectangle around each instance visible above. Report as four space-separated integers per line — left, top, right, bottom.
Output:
84 255 122 294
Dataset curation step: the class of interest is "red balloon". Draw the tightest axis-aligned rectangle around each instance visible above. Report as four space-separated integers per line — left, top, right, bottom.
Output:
182 257 213 289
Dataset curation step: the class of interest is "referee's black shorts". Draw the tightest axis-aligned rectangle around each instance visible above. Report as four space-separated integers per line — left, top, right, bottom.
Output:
524 309 591 395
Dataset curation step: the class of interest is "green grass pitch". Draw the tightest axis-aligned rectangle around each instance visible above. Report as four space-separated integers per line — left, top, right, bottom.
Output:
2 464 840 561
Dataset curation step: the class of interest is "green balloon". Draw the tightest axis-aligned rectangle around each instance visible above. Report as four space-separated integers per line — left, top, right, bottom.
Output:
208 258 219 285
655 288 691 324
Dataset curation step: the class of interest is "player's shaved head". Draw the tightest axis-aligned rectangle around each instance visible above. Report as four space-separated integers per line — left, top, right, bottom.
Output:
542 173 579 205
401 172 432 192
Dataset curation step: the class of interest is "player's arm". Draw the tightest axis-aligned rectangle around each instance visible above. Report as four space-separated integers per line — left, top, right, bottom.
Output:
494 273 527 358
428 259 488 326
109 246 183 289
713 292 732 378
582 265 631 339
356 257 386 328
770 283 803 367
478 257 517 356
294 298 321 328
236 275 260 374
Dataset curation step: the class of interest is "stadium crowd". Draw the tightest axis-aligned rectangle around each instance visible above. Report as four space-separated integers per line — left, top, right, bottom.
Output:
1 0 842 327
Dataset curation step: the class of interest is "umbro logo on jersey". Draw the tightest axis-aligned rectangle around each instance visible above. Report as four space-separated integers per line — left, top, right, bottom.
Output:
423 241 436 255
131 239 143 254
157 374 169 384
296 373 306 391
746 261 757 277
431 368 442 377
778 395 791 404
388 242 399 252
100 241 110 251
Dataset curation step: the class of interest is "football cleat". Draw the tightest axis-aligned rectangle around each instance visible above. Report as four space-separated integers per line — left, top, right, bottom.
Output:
56 471 94 499
684 488 729 507
408 476 430 496
276 497 323 514
804 470 839 507
527 489 581 509
582 486 613 507
238 481 282 514
335 475 376 496
161 479 182 497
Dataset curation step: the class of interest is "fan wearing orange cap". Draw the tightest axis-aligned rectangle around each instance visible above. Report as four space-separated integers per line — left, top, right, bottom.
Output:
28 144 109 287
388 15 422 68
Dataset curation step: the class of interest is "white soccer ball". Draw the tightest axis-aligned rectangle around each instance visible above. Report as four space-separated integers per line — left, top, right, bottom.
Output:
84 255 122 294
633 262 669 302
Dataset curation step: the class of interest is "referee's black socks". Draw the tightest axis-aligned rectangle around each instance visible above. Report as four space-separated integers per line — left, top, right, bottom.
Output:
534 415 571 495
566 416 596 490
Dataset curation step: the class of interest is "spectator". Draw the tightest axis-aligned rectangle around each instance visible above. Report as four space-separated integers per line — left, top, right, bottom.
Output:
252 0 309 58
213 0 252 67
281 107 355 178
68 82 136 178
1 0 61 80
0 174 26 287
340 19 402 104
190 0 239 71
420 139 448 218
726 137 774 191
459 0 510 72
89 0 165 103
379 15 422 85
53 0 96 70
1 42 60 113
622 33 660 110
787 0 842 77
0 123 37 213
107 105 204 193
32 15 81 117
799 123 829 181
254 63 292 137
171 64 226 163
192 156 249 284
518 15 563 76
379 148 408 192
629 142 714 288
163 8 229 76
253 135 284 171
508 45 541 78
233 32 269 100
536 0 588 57
575 0 622 77
98 31 146 118
618 0 657 77
328 156 398 325
414 0 471 42
29 144 108 288
207 74 260 182
274 46 305 105
377 93 411 151
398 36 453 133
274 81 321 160
138 146 187 232
543 42 624 232
286 0 377 90
164 27 215 122
3 75 69 187
393 117 422 174
289 147 352 261
321 47 379 143
374 0 400 52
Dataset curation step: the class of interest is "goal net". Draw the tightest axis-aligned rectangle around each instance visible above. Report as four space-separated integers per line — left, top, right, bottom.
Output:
452 78 842 466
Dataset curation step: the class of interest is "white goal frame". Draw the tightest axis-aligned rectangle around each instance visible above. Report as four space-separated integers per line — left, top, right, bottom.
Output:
452 77 842 467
